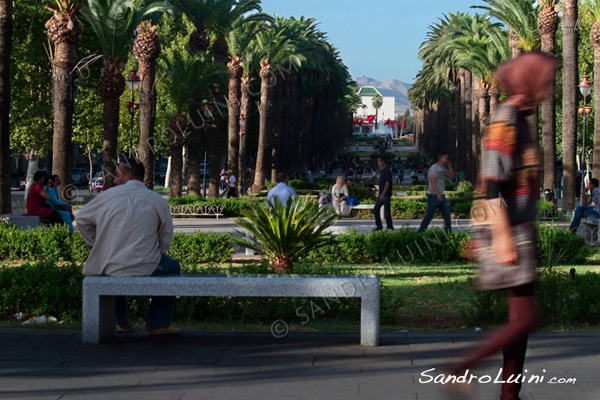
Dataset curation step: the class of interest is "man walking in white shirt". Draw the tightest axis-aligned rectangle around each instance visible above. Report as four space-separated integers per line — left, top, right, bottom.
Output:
76 157 182 335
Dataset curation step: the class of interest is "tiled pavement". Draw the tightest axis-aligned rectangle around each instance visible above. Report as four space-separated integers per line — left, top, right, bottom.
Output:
1 328 598 400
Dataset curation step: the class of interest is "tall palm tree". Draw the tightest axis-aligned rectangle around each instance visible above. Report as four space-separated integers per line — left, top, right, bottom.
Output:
46 0 84 201
371 92 383 130
133 20 161 189
538 0 559 191
588 0 600 180
251 25 304 192
563 0 579 209
0 0 12 216
83 0 166 189
157 47 203 198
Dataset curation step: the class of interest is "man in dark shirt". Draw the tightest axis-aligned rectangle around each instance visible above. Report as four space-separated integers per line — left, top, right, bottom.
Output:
374 156 394 231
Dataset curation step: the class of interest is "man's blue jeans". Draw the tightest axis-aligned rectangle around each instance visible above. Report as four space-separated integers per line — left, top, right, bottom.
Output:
418 194 452 232
115 254 181 329
374 195 393 230
570 206 600 231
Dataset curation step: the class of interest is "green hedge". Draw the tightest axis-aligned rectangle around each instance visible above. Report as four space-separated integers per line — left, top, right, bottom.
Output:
0 223 232 264
461 270 600 327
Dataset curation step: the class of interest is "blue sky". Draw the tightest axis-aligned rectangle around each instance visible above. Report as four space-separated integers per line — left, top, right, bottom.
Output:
259 0 484 84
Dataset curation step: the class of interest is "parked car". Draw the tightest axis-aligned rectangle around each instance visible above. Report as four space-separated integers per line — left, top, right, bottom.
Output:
155 164 168 185
90 171 104 192
71 167 88 186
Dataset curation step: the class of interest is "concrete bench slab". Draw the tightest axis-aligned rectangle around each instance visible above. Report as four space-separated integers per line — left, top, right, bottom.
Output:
8 215 42 230
82 274 380 346
580 218 600 244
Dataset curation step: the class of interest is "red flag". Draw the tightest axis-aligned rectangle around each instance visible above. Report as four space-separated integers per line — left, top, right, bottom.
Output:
400 118 406 128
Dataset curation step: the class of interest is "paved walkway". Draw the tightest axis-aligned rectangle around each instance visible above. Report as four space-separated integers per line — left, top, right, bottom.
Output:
1 328 598 399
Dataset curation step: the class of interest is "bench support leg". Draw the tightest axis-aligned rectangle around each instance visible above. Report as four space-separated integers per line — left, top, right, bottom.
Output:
360 293 380 347
82 294 115 344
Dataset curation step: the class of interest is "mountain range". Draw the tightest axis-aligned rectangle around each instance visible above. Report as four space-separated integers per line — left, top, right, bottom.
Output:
354 76 412 116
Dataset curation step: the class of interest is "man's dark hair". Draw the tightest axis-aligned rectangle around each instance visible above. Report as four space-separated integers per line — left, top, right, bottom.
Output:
276 172 288 183
591 178 599 188
118 157 145 180
33 171 45 182
378 156 387 164
438 154 448 161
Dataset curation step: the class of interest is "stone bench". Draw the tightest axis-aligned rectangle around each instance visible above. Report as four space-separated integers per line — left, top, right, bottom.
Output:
580 217 600 244
82 274 380 346
352 204 385 220
7 215 46 230
170 205 224 219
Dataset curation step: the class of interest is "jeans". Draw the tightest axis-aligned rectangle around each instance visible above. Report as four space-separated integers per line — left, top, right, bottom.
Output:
418 194 452 232
115 254 181 329
374 195 393 230
570 206 600 230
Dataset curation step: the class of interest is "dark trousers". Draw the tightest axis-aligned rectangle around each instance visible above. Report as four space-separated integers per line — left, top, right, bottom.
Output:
374 195 393 230
451 284 536 400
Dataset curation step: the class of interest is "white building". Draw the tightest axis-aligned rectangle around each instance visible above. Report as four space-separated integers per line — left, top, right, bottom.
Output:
356 86 395 129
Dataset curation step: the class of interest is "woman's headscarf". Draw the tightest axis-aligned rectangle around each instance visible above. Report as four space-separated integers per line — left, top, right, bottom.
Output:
494 50 559 110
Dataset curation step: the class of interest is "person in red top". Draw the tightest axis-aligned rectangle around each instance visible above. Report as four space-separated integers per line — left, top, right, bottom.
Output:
25 171 64 225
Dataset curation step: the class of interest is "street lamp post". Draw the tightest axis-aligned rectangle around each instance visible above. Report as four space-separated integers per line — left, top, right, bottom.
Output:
125 69 140 158
578 75 592 207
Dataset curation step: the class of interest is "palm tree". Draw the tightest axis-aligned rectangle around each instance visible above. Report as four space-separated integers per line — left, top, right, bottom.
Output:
0 0 12 216
157 47 203 198
371 92 383 130
46 0 84 201
133 20 161 189
82 0 166 189
538 0 559 191
588 0 600 181
251 25 304 193
562 0 579 209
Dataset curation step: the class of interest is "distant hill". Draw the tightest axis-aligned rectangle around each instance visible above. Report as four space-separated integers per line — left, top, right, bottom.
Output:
354 76 412 116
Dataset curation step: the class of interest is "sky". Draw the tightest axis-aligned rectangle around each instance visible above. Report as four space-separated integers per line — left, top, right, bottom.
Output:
259 0 485 84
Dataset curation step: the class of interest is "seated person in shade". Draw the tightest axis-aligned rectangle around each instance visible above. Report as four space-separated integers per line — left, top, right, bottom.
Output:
76 157 182 336
24 171 64 226
570 178 600 233
44 175 74 232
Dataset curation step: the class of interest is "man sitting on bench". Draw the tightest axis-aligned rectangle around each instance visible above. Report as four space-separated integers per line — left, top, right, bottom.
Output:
24 171 65 226
570 178 600 233
76 157 182 335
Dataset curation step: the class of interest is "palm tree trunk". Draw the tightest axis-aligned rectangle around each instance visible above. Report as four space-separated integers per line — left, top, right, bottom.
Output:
227 73 240 176
252 67 274 193
51 41 78 202
208 83 223 198
138 66 157 190
463 70 473 180
0 0 12 216
238 76 251 196
171 144 183 197
102 98 120 189
187 88 203 196
562 0 579 209
595 53 600 175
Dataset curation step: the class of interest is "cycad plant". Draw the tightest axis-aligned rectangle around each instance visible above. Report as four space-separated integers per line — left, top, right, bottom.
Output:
232 196 337 273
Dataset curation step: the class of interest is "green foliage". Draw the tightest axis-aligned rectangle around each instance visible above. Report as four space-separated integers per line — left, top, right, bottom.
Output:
0 262 83 322
537 225 589 268
461 270 600 327
288 178 335 191
456 181 474 194
347 185 376 200
232 196 337 273
168 232 234 263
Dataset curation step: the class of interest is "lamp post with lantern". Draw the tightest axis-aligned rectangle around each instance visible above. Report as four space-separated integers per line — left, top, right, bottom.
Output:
578 75 592 207
125 69 141 157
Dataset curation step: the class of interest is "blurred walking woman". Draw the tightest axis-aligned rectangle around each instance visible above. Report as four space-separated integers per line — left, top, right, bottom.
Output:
448 51 559 400
331 176 350 219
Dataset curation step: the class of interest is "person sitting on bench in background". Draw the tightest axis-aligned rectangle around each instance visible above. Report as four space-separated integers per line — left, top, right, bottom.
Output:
569 178 600 233
24 171 65 227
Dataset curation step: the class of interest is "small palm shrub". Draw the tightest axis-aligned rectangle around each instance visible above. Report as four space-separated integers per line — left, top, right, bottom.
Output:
232 196 337 273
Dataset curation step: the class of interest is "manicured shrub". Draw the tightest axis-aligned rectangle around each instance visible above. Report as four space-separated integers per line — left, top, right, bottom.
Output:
0 262 83 322
168 232 234 264
537 225 588 267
